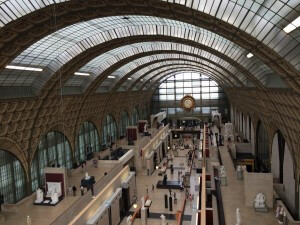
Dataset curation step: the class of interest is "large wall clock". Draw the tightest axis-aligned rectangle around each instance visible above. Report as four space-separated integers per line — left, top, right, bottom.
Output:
181 95 196 111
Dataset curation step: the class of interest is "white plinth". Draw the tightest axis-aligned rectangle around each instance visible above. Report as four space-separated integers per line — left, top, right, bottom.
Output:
221 177 227 186
141 207 147 225
236 170 243 180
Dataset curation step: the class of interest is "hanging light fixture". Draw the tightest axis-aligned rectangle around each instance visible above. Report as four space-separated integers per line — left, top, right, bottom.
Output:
133 190 138 209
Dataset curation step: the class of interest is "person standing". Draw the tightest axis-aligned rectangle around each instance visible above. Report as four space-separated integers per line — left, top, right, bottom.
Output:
80 186 84 196
68 185 72 196
72 185 77 196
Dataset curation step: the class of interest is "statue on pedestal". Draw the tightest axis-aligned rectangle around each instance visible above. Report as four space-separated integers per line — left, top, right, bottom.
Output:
220 166 226 178
51 191 59 204
141 196 145 210
278 207 284 224
254 193 266 208
236 208 241 225
126 215 132 225
85 172 90 180
26 216 32 225
144 123 148 133
160 214 167 225
35 188 44 203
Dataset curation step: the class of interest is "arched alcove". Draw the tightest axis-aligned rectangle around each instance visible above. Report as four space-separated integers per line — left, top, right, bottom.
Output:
31 131 72 192
75 121 100 163
142 105 148 120
102 115 117 148
0 149 27 204
256 120 270 172
131 107 139 126
271 130 285 183
119 111 130 138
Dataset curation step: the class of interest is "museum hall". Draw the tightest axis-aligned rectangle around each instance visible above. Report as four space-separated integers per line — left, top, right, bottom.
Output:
0 0 299 225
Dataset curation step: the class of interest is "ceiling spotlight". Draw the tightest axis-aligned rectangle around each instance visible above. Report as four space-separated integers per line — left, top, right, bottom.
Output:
74 72 90 76
6 65 43 72
133 203 137 208
108 76 115 79
246 53 253 58
128 78 132 80
283 16 300 33
141 79 143 81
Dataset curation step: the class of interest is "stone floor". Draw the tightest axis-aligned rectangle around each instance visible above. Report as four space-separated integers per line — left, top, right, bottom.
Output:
120 139 196 225
219 145 278 225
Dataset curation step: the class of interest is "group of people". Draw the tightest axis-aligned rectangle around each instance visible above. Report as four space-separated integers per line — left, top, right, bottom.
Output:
68 185 78 196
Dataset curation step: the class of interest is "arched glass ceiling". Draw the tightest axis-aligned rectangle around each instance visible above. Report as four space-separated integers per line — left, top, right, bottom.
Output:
96 65 232 94
115 58 238 88
122 61 235 90
1 0 299 53
5 15 279 89
136 62 235 87
0 0 67 27
141 67 231 90
66 40 280 92
92 53 246 91
65 41 247 88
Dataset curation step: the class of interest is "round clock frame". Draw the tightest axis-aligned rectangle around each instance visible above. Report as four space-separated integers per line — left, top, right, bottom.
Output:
181 95 196 111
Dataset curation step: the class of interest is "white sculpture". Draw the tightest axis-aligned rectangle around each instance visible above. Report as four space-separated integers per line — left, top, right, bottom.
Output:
278 207 284 224
46 182 62 198
35 188 44 203
85 172 90 180
224 123 234 141
27 216 32 225
141 196 145 209
276 206 282 218
220 166 226 178
51 191 59 204
144 123 148 133
236 208 241 225
160 214 167 225
126 215 132 225
254 193 266 208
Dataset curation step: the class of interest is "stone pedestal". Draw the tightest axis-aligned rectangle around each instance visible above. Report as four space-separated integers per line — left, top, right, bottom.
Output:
236 170 243 180
254 207 268 213
141 207 147 225
221 177 227 186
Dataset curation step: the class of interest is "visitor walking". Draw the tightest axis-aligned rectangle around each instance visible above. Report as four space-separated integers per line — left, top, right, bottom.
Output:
72 185 77 196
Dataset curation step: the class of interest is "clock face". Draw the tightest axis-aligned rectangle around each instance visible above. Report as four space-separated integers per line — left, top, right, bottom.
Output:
181 95 195 111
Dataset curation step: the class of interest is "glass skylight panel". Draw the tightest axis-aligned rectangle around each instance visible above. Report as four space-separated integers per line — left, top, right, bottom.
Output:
4 7 293 89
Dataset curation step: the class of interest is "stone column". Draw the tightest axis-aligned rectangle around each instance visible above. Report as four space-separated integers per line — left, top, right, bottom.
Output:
141 207 147 225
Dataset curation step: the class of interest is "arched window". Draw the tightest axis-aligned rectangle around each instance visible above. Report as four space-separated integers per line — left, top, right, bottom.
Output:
31 131 72 191
131 108 139 125
151 72 229 118
75 122 100 163
119 111 129 138
142 105 148 120
0 150 27 203
277 131 285 183
102 115 117 148
256 121 270 172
